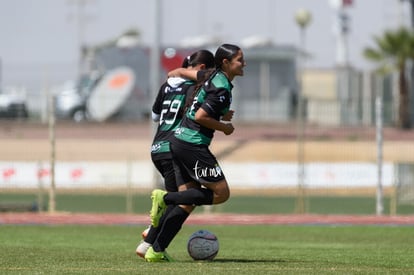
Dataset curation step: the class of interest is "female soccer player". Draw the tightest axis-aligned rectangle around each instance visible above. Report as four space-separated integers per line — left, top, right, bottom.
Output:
136 49 215 258
145 44 246 262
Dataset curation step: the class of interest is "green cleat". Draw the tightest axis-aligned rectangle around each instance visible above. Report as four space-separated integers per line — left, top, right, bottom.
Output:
150 189 167 228
144 247 175 262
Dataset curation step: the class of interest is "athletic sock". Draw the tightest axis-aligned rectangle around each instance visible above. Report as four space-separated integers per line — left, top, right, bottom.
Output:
164 188 214 206
152 206 190 252
144 205 175 244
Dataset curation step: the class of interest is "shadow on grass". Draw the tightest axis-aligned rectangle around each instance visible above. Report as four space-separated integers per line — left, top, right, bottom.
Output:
212 258 287 263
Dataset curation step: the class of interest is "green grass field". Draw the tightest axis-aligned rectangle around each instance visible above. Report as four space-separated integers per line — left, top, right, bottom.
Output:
1 224 414 274
2 193 414 215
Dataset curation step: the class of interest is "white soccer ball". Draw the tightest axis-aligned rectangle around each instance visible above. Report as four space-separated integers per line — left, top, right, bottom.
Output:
187 229 219 261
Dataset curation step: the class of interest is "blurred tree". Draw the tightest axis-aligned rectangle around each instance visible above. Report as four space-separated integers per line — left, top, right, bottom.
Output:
364 27 414 129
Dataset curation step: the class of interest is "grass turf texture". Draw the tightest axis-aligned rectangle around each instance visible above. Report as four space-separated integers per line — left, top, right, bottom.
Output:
2 193 414 215
1 225 414 274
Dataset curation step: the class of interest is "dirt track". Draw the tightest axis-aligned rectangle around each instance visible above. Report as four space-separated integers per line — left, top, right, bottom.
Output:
1 212 414 226
1 121 414 162
2 122 414 225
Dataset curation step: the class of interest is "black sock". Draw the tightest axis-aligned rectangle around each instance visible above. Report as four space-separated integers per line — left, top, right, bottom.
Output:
152 206 190 252
144 205 175 244
164 188 214 205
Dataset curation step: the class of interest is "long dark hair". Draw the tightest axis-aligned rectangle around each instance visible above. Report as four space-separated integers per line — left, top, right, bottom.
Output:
180 50 215 111
185 44 241 110
214 43 241 69
195 43 241 86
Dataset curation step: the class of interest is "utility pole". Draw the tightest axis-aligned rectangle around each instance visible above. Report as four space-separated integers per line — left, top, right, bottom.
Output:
0 57 2 89
150 0 163 189
67 0 96 77
329 0 352 67
402 0 414 127
408 0 414 27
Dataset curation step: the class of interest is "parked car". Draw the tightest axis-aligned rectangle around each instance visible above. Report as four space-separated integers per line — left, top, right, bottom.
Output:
54 72 101 122
0 87 28 119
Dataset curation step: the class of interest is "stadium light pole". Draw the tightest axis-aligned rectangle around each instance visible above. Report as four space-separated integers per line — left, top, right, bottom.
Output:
294 9 312 214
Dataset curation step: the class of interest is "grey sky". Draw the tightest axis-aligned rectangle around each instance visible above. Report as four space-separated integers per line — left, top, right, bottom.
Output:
0 0 410 92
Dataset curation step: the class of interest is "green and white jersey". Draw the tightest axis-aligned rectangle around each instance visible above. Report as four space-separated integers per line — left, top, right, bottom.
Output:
174 70 233 146
151 78 196 160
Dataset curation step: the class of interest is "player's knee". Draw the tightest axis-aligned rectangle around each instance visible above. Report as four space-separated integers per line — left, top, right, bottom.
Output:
215 188 230 204
222 189 230 202
180 204 195 213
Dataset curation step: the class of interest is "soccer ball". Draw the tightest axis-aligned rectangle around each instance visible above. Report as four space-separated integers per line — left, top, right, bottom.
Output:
187 229 219 261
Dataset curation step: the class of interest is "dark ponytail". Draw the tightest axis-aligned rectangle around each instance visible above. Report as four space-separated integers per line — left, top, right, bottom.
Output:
181 49 215 111
184 68 217 110
184 44 241 111
186 50 215 68
181 56 191 68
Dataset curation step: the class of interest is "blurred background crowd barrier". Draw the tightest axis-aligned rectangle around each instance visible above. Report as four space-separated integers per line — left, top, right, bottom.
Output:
1 90 414 216
1 44 414 216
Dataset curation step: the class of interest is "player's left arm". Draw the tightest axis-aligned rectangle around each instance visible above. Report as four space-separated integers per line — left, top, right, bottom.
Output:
221 110 234 121
195 88 234 135
195 108 234 135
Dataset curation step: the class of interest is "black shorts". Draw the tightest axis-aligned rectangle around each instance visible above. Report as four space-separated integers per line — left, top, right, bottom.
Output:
170 139 226 185
151 157 178 192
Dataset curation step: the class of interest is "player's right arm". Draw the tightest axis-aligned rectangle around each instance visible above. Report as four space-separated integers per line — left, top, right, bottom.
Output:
168 68 210 82
168 68 197 80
